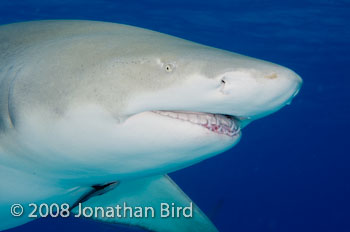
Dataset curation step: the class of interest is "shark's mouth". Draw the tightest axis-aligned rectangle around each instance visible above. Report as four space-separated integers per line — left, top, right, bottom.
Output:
152 111 240 137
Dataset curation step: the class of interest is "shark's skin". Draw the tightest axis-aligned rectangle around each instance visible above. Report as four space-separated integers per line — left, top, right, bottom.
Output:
0 20 302 231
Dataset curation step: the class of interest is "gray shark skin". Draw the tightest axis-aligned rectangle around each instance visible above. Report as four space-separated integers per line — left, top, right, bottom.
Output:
0 20 302 231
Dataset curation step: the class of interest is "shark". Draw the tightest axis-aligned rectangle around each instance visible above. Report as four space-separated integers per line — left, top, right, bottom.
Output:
0 20 302 231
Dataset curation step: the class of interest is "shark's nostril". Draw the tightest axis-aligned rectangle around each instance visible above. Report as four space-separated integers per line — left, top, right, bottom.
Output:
264 72 278 79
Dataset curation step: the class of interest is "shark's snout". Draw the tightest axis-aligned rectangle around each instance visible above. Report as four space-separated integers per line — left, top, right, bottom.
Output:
284 70 303 104
270 67 303 105
216 64 302 119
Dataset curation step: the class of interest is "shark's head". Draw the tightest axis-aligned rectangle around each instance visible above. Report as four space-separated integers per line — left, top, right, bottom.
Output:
5 22 302 183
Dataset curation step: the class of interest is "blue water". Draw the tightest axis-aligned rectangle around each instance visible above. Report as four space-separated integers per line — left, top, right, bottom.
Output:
1 0 349 231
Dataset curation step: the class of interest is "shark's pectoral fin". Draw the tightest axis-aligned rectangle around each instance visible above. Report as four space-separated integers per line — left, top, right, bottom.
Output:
71 175 218 232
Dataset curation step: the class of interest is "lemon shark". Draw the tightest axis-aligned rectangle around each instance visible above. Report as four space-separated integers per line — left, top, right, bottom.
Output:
0 20 302 231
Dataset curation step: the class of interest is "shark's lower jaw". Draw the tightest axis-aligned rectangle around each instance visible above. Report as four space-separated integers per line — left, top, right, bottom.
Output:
152 110 240 137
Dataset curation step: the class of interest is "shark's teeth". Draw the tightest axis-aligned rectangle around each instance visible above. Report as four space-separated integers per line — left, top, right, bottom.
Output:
152 111 240 137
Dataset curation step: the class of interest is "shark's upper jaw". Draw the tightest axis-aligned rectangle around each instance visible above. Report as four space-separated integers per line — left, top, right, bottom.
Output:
152 110 241 137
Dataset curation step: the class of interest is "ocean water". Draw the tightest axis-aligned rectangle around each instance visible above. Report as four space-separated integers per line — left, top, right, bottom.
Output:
1 0 349 232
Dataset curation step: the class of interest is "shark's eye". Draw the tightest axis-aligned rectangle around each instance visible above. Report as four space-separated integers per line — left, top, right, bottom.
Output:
164 64 174 73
